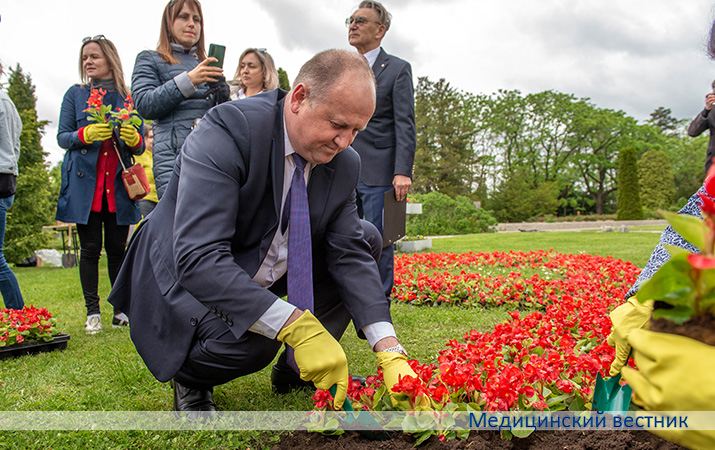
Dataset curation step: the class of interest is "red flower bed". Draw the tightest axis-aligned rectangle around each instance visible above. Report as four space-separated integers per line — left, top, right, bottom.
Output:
316 250 640 416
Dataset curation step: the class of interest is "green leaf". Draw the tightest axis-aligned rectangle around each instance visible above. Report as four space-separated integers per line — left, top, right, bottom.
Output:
663 244 691 259
568 396 586 411
652 305 695 324
414 431 433 446
546 393 571 406
661 211 708 251
637 256 694 303
511 428 535 438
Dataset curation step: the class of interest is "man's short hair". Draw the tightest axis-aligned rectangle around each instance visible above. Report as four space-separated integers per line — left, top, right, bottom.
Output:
358 0 391 32
293 49 376 105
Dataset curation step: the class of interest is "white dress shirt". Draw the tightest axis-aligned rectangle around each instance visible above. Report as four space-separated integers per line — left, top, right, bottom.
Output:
248 113 396 348
362 47 381 69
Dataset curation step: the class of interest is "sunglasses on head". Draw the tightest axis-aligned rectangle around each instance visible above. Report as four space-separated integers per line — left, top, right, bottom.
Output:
82 35 106 43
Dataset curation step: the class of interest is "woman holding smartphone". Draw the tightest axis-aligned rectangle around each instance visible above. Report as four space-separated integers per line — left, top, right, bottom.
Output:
229 48 279 100
56 35 144 334
131 0 228 199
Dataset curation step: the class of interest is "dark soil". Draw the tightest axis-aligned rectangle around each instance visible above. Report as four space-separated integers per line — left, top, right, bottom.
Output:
270 430 687 449
651 312 715 346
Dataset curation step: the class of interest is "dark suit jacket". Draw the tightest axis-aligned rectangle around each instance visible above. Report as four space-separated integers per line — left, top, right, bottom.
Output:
108 90 391 382
351 48 416 186
687 109 715 173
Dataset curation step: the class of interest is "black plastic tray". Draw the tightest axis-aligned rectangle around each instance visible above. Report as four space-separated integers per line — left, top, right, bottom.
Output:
0 333 70 360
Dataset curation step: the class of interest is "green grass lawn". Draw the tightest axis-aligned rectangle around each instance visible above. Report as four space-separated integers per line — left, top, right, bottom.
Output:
0 230 662 449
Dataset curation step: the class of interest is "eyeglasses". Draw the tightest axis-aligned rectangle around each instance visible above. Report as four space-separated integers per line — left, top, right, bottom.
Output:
345 16 381 28
82 35 106 43
257 48 267 52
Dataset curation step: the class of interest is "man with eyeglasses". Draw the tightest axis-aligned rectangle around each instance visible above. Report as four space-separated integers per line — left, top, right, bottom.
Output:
346 1 416 304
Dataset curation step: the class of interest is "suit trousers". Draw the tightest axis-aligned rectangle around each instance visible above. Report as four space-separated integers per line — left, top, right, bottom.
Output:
173 219 383 390
355 180 394 301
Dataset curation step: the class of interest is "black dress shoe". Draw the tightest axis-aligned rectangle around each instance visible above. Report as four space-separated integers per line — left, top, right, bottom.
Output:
271 364 315 394
172 379 217 420
350 375 367 387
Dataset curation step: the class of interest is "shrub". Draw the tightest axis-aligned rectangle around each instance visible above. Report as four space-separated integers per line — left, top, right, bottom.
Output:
638 149 675 210
406 191 496 236
616 147 643 220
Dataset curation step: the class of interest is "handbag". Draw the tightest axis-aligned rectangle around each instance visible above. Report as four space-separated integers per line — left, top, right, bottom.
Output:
112 140 151 201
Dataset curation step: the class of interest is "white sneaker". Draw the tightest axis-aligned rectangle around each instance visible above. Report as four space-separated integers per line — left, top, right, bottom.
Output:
85 315 103 334
112 313 129 328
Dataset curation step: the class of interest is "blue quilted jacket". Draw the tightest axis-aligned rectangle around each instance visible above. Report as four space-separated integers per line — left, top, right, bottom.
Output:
131 44 213 198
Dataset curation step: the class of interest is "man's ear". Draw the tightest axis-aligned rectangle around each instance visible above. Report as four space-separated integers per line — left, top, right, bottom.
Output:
375 24 386 41
289 83 308 113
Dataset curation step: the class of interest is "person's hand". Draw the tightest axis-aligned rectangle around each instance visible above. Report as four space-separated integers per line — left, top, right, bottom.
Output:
276 310 349 408
622 329 715 449
187 58 224 86
392 175 412 202
606 296 652 376
119 126 141 148
82 123 113 144
376 351 430 407
205 75 230 106
706 92 715 110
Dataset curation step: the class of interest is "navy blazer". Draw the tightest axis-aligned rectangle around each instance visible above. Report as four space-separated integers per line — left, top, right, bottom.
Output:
109 90 391 382
351 48 416 186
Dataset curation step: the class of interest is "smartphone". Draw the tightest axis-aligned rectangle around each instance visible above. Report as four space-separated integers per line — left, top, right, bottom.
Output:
207 44 226 68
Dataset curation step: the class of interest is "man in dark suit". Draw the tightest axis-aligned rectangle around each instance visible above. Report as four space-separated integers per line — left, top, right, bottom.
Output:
347 1 416 301
108 50 418 415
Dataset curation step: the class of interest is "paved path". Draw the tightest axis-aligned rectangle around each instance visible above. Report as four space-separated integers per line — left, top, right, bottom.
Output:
495 219 667 233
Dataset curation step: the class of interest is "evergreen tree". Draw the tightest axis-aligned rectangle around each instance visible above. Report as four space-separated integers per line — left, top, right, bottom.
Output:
638 149 675 211
616 147 643 220
5 64 52 263
277 67 290 91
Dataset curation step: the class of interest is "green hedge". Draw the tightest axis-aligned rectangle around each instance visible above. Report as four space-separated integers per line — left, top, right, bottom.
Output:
406 192 497 236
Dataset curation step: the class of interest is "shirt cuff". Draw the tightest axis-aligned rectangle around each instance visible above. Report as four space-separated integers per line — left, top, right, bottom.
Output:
174 71 197 98
248 298 297 339
78 127 88 145
362 321 397 350
703 109 710 118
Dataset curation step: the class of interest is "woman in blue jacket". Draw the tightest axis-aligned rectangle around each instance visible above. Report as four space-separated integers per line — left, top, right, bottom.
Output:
131 0 227 199
56 36 144 334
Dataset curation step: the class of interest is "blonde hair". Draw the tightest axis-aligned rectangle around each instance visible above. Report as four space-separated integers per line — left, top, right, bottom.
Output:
157 0 207 64
79 37 129 98
232 48 279 92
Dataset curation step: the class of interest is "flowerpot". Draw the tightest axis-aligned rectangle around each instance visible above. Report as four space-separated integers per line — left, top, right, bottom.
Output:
396 239 432 253
0 333 71 360
405 203 423 214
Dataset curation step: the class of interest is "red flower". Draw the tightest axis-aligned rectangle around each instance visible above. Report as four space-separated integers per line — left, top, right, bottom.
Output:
688 253 715 269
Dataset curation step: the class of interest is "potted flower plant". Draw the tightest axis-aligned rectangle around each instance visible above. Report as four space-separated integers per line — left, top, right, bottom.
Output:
635 176 715 345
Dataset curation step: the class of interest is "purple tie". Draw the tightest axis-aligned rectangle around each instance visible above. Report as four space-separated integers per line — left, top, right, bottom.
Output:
285 153 313 372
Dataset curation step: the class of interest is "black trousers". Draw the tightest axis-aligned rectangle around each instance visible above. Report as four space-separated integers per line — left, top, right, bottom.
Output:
75 198 129 316
173 219 383 389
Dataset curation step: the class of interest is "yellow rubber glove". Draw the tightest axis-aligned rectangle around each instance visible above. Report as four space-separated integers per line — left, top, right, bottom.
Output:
622 329 715 449
606 296 653 376
276 311 349 409
377 351 430 408
82 123 113 144
119 126 141 148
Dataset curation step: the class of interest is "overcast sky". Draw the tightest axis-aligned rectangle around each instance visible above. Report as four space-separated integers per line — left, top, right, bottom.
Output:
2 0 715 166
